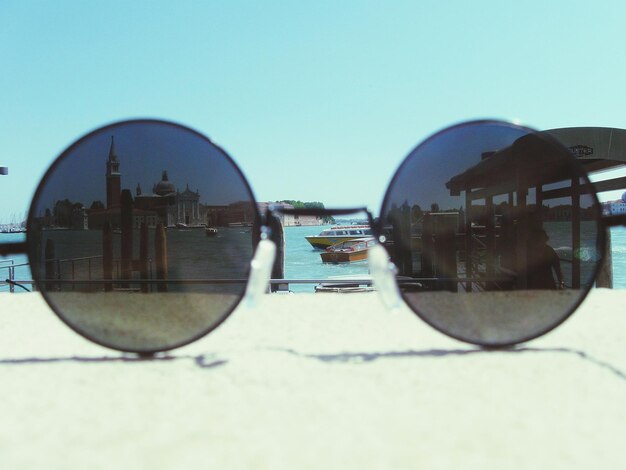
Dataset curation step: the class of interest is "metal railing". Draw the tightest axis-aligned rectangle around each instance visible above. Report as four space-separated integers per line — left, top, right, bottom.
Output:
0 278 376 293
0 250 592 294
1 259 30 293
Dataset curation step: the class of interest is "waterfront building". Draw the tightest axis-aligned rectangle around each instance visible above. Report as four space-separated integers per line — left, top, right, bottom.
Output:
602 192 626 215
224 201 256 226
167 183 204 226
256 202 324 227
92 140 209 228
72 207 89 230
51 137 329 230
135 172 207 227
105 137 121 208
204 205 229 227
88 207 160 230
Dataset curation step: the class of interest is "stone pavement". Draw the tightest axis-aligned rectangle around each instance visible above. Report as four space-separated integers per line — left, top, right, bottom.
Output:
0 290 624 469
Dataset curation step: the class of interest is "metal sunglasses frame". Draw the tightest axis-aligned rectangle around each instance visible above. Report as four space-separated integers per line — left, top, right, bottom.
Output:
1 119 625 355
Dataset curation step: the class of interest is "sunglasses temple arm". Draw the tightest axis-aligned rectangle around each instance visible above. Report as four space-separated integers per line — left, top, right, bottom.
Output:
368 244 403 311
272 206 371 218
0 241 28 257
244 238 277 308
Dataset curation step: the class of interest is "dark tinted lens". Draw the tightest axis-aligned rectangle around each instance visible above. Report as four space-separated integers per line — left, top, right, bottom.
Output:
27 120 256 352
381 121 602 346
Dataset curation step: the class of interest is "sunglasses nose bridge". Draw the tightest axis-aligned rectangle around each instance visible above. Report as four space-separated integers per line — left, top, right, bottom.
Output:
269 205 375 220
368 244 402 311
244 238 277 308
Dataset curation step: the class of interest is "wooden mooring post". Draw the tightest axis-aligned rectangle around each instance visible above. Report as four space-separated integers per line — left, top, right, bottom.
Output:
102 222 113 291
44 238 56 291
154 223 168 292
120 190 133 288
139 222 149 293
421 213 434 282
596 229 613 288
101 191 168 292
391 207 413 278
433 215 458 292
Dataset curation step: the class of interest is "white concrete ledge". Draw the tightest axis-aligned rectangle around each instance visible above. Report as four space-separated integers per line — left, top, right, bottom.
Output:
1 289 625 469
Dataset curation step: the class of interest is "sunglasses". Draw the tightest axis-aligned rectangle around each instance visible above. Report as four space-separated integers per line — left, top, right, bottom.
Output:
1 119 624 355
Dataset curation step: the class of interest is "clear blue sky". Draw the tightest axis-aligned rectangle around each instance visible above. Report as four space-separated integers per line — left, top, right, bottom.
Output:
1 0 625 222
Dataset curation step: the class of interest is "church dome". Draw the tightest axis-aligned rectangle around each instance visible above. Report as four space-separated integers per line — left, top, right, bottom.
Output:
154 170 176 196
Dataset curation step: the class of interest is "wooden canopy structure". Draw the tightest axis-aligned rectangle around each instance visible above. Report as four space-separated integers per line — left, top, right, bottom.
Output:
545 127 626 194
445 127 626 291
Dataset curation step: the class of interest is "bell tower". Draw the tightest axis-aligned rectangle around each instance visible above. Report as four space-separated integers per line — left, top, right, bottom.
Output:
106 136 121 208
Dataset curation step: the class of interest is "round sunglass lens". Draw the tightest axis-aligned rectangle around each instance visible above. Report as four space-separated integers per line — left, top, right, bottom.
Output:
27 120 256 353
381 121 603 346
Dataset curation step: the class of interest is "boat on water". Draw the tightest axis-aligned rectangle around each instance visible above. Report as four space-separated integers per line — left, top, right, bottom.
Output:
205 227 218 236
320 237 377 263
170 223 209 230
305 225 373 249
315 274 375 293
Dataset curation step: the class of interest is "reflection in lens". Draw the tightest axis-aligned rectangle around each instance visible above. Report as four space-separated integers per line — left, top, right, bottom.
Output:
380 121 602 346
27 120 256 352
